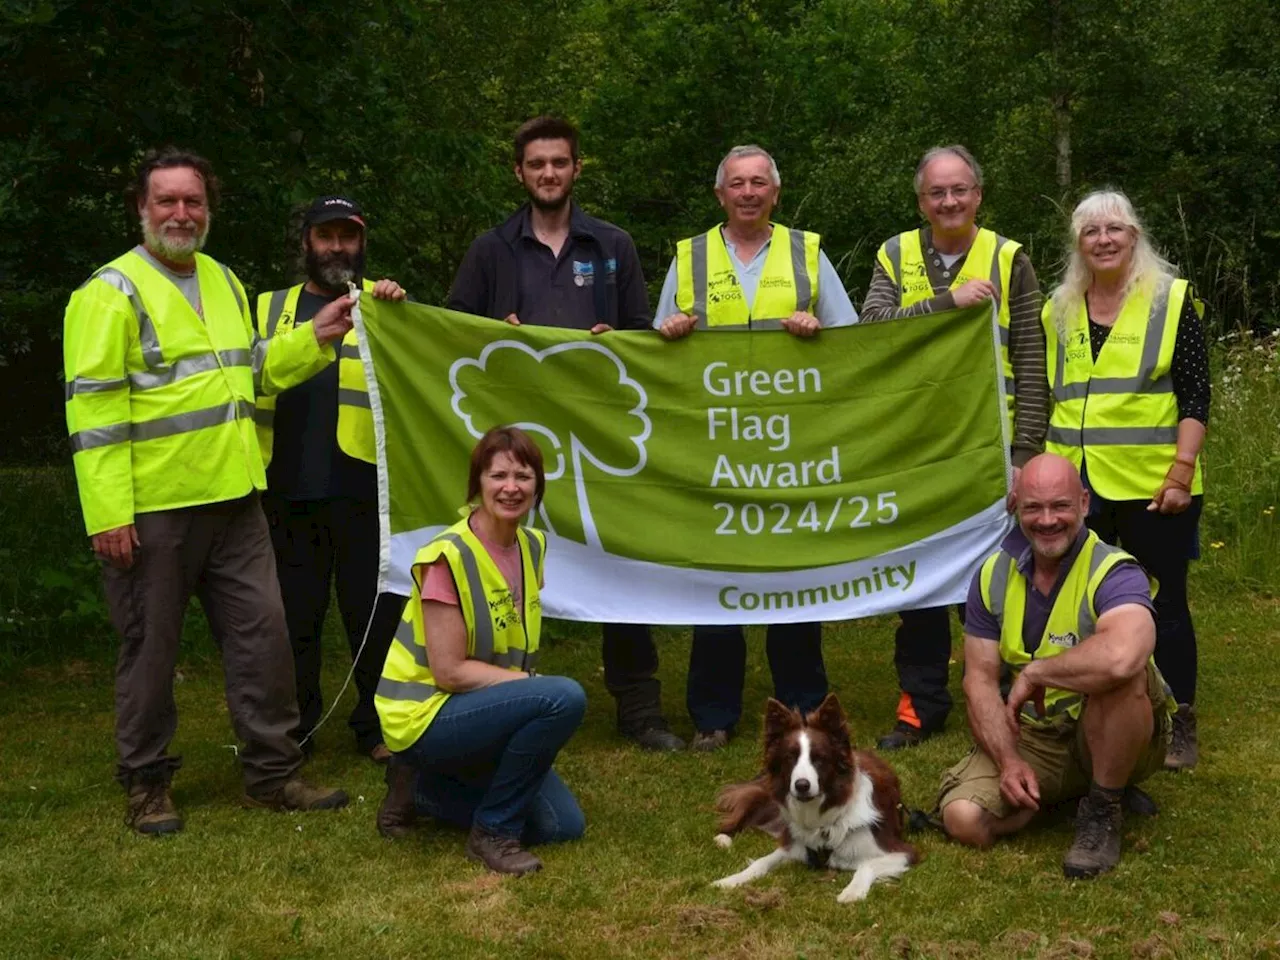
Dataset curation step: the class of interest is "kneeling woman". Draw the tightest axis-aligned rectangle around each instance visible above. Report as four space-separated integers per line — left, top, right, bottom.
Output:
375 426 586 875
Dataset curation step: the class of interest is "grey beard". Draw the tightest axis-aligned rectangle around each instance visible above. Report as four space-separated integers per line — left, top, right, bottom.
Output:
305 247 364 293
140 215 209 261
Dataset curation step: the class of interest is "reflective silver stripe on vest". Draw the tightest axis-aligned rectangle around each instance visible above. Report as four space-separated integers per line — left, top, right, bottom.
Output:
338 388 371 409
131 399 256 443
95 268 163 369
1077 540 1128 640
434 532 496 662
339 343 362 361
989 237 1007 303
1047 425 1179 447
69 422 131 453
493 649 539 670
217 263 246 318
264 289 289 336
884 234 903 284
748 319 786 330
64 376 128 400
393 618 429 669
789 228 812 312
128 348 253 391
987 552 1014 620
250 339 271 392
376 677 438 702
690 233 709 325
1052 275 1176 403
525 532 543 575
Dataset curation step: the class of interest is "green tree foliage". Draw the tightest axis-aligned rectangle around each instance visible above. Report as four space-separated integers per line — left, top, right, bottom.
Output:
3 0 1278 460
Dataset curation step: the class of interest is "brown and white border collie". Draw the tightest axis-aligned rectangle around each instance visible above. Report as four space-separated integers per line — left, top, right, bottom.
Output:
712 693 920 903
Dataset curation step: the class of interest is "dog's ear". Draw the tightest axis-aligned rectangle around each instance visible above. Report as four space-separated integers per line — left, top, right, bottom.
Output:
811 693 851 746
764 698 800 741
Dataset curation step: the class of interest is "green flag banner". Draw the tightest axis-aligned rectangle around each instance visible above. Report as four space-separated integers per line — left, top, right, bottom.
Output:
356 299 1013 624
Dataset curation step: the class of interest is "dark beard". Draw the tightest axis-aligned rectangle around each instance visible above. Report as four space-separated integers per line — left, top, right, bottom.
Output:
526 185 572 213
305 245 365 293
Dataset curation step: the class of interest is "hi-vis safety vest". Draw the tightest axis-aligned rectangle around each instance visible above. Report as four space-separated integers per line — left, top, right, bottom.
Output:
253 279 376 466
877 228 1020 433
1043 276 1203 501
979 528 1174 727
375 517 546 752
675 224 821 328
63 249 334 536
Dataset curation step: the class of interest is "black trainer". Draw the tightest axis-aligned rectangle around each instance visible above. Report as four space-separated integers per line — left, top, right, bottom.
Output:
622 722 686 752
876 721 937 752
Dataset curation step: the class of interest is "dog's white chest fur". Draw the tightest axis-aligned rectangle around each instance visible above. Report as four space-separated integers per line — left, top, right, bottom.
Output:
783 769 887 871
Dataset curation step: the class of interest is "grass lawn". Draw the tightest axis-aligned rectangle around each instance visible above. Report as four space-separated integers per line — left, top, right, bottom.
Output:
2 573 1277 960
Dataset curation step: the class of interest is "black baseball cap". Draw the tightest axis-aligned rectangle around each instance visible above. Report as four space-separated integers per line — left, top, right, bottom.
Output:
303 195 365 228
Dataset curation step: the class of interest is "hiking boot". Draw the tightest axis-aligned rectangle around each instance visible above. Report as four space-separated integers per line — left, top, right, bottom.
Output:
1063 792 1123 879
377 761 419 840
622 722 686 752
125 782 183 836
1165 703 1198 771
369 743 393 765
690 729 730 752
876 721 936 752
245 777 348 812
465 825 543 876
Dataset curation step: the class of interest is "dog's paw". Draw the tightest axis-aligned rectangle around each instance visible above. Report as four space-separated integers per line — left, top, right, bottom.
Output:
836 881 871 904
713 833 733 849
712 874 745 889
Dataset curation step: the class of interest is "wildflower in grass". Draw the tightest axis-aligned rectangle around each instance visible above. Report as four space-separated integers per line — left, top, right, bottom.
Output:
1210 541 1225 549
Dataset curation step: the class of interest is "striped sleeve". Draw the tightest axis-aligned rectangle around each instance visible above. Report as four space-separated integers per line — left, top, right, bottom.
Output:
1006 251 1048 466
858 261 956 322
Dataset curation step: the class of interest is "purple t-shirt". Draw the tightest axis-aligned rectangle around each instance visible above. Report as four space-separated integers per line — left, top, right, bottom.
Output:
965 526 1155 655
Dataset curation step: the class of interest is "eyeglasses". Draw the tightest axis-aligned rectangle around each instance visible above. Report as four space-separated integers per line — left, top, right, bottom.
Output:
920 185 977 202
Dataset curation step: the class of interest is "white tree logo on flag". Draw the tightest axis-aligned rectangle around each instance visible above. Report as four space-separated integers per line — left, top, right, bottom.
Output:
448 340 651 548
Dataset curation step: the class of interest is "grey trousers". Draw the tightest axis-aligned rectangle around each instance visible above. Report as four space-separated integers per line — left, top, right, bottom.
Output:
101 493 304 792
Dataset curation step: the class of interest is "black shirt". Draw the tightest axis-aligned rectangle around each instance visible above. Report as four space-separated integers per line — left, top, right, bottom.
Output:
265 288 376 501
448 203 651 330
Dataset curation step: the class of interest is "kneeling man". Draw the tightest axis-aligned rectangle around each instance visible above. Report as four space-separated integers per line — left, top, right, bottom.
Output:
939 454 1174 878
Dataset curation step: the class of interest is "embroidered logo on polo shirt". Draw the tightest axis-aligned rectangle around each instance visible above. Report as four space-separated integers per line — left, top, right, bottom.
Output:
572 260 595 287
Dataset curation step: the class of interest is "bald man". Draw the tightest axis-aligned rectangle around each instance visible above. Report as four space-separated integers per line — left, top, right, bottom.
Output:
937 454 1175 879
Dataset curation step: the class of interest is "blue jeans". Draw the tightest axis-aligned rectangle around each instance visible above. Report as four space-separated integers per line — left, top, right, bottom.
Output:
397 675 586 843
686 622 828 733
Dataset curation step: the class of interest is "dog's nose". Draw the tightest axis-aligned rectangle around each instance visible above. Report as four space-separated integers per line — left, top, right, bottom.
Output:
794 778 811 796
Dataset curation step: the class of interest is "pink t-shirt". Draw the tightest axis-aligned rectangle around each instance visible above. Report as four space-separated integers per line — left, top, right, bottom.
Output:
420 520 526 619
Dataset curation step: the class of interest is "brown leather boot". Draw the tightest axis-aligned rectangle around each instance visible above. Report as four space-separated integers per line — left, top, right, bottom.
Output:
376 761 419 840
125 780 183 836
465 825 542 876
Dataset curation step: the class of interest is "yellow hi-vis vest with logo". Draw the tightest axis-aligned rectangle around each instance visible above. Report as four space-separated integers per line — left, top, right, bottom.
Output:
253 279 376 467
674 224 821 329
375 516 547 752
876 228 1020 433
62 249 334 535
979 528 1175 727
1043 276 1203 501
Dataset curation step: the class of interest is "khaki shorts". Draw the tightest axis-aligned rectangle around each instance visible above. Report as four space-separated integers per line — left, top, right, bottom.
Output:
938 662 1172 820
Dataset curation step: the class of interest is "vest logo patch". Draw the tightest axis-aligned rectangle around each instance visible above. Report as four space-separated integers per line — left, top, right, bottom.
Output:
707 268 742 305
1048 630 1079 649
758 275 790 290
488 590 522 630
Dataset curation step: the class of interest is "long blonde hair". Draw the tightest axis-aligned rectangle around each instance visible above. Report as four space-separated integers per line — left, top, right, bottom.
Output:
1048 189 1177 336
